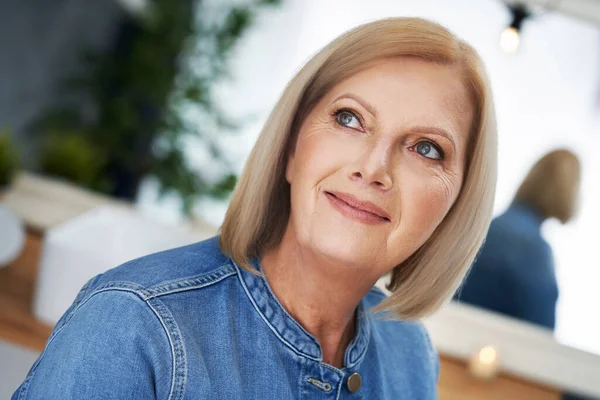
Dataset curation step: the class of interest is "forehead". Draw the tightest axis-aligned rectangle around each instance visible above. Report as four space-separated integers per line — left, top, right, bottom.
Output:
324 57 473 129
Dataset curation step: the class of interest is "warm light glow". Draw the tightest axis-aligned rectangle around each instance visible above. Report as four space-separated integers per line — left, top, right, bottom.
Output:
469 345 500 380
478 346 498 365
500 27 520 53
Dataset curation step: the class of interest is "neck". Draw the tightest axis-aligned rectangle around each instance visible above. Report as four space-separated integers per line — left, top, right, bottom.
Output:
261 225 378 368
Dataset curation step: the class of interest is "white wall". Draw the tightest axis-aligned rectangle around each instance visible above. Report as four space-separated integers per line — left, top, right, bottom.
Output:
187 0 600 354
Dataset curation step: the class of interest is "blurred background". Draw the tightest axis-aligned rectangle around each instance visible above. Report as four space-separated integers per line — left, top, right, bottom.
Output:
0 0 599 398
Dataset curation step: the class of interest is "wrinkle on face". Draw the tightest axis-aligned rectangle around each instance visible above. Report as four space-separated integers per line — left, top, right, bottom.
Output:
285 57 474 278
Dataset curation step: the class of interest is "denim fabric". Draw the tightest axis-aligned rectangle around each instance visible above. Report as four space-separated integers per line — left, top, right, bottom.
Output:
456 203 558 330
13 236 438 399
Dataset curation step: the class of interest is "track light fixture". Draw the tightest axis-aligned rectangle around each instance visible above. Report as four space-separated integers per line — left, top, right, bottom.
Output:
500 3 530 53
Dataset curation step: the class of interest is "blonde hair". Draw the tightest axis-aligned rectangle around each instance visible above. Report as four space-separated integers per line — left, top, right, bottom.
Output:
220 17 498 319
515 149 581 224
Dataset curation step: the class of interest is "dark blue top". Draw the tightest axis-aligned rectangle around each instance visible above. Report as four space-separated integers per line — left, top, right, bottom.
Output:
455 203 558 330
13 236 438 399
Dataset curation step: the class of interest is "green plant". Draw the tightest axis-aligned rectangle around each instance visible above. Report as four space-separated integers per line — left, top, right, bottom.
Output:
35 0 281 214
0 129 19 187
41 131 109 192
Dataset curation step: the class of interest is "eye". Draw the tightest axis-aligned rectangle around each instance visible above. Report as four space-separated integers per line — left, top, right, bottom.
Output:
415 141 444 160
334 109 362 130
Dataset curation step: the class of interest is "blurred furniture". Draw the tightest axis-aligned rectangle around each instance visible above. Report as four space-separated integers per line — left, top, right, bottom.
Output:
0 204 25 267
3 171 129 232
0 172 123 350
438 356 560 400
425 302 600 399
0 172 215 349
35 205 205 324
0 229 51 351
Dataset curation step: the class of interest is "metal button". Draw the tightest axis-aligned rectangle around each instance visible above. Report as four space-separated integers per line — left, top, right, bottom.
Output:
347 372 362 393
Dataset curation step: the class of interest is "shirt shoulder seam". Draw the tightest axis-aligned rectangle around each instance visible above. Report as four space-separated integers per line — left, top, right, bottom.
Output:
141 262 237 300
16 288 175 399
84 262 237 301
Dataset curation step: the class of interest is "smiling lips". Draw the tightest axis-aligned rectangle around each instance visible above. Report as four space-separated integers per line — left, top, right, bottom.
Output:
325 191 391 225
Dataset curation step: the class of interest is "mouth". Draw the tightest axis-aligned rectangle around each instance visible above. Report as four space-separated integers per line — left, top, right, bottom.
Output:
324 191 391 224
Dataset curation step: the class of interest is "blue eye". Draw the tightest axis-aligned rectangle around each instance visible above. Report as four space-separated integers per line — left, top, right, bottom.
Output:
335 110 362 130
416 141 443 160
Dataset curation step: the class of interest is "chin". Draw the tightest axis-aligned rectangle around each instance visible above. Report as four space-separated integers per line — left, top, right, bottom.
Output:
299 222 385 270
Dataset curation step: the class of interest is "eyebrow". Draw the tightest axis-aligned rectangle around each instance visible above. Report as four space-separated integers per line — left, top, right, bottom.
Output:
407 126 457 151
333 93 378 118
333 92 458 151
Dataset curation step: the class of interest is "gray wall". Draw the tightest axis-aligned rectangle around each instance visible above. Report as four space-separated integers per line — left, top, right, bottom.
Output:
0 0 125 162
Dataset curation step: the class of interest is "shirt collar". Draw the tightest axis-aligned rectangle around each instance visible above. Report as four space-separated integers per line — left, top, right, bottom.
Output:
234 257 371 369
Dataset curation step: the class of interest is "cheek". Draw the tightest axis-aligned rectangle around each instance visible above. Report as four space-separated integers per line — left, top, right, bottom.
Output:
292 122 352 185
401 165 461 232
287 123 334 214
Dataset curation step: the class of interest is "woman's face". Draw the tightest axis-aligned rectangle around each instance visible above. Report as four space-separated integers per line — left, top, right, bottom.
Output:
286 57 474 277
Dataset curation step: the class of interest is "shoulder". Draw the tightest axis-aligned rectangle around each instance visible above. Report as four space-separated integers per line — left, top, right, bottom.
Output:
14 236 234 399
59 235 236 337
521 236 553 264
364 287 439 375
15 282 176 399
362 287 439 395
88 235 237 296
486 216 550 258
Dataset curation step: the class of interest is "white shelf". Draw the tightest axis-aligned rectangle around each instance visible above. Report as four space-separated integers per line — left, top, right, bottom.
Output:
425 301 600 397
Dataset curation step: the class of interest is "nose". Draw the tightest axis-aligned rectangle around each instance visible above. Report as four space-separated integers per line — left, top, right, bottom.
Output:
349 141 393 191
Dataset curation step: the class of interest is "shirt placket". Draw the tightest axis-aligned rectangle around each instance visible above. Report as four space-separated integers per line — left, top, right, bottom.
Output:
301 362 365 400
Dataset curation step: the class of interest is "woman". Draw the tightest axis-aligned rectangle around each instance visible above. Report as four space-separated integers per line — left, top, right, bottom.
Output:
456 149 581 330
14 18 497 399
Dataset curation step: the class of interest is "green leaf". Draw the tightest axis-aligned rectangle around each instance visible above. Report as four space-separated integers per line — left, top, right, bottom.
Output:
216 7 253 54
0 129 20 187
31 0 282 214
40 132 109 192
208 173 238 199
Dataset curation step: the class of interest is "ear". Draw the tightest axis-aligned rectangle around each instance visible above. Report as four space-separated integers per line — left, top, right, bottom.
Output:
285 152 295 184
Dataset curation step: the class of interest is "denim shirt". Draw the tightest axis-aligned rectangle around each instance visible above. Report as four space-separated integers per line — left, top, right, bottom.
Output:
13 236 438 399
456 203 558 330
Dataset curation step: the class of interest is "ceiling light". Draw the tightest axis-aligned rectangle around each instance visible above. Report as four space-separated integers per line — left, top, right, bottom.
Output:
500 4 530 53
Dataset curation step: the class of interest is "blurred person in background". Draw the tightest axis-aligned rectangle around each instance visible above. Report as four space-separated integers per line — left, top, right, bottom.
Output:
13 18 497 399
456 149 581 330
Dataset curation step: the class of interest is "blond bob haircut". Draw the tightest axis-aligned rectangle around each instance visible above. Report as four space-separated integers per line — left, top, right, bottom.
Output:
221 17 498 319
515 149 581 224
